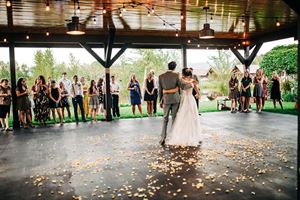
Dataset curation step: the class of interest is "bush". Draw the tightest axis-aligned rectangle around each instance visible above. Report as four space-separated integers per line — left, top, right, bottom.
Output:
282 92 296 102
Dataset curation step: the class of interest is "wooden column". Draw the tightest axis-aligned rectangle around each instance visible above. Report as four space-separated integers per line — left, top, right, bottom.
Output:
181 44 187 68
244 46 250 69
9 42 20 129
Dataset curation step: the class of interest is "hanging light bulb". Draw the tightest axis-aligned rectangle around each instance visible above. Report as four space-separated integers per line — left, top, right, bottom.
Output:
163 23 166 29
276 19 280 27
46 31 50 36
45 1 50 11
122 3 126 12
242 19 245 26
103 7 107 14
3 38 7 43
188 39 191 43
210 14 213 23
26 35 30 40
119 10 122 17
151 7 155 13
175 31 179 37
6 0 11 7
93 17 97 24
181 12 184 20
197 44 200 48
206 47 209 50
77 6 80 13
147 11 150 17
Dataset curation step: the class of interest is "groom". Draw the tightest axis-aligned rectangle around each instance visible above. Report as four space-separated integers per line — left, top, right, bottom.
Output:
159 61 191 146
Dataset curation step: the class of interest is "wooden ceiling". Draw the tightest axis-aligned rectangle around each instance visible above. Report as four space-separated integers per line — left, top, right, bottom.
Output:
0 0 298 48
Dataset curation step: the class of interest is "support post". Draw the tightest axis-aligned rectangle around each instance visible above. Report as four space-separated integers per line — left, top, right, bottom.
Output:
181 44 187 68
104 28 116 121
9 42 20 129
297 14 300 197
244 46 250 69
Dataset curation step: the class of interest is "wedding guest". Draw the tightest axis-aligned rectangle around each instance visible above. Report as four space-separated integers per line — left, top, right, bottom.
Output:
47 76 52 88
127 74 143 117
190 67 200 115
58 72 72 93
144 72 155 116
31 79 38 106
16 78 34 128
240 71 252 113
111 76 120 118
34 75 50 125
0 79 12 132
97 78 104 114
253 69 264 113
150 70 159 115
49 80 63 124
228 73 239 113
88 80 99 122
70 75 86 123
262 70 268 109
271 72 283 109
80 76 89 118
59 82 72 122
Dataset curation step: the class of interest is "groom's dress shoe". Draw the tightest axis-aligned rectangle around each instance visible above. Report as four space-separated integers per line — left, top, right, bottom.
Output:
160 140 165 146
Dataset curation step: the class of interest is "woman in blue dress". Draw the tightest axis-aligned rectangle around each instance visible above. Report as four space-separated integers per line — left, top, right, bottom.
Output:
127 74 143 117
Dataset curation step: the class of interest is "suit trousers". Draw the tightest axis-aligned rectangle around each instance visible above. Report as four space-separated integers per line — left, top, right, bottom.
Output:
160 103 179 143
153 89 158 114
112 94 120 117
72 95 86 122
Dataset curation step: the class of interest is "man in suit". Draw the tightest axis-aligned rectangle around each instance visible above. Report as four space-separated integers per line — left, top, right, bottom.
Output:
159 62 192 146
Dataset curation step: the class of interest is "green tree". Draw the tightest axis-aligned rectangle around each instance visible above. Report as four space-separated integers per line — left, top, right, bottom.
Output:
206 50 238 96
0 61 10 80
260 44 297 78
68 53 80 76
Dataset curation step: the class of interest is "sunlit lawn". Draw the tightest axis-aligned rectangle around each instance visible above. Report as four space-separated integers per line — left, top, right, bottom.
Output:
8 100 297 126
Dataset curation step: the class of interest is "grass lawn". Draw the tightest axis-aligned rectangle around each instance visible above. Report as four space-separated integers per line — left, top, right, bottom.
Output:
7 100 297 127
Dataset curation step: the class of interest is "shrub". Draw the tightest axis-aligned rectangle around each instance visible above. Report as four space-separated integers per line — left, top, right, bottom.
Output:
282 92 296 102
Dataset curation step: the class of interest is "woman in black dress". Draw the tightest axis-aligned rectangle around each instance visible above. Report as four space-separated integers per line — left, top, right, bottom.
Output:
144 72 155 116
271 72 283 109
16 78 34 128
240 71 252 113
97 78 104 114
49 80 63 124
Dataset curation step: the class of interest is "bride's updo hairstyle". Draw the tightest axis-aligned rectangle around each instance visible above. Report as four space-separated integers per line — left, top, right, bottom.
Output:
182 67 192 77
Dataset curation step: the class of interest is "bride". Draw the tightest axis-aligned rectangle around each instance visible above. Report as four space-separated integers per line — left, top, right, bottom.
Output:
163 68 202 147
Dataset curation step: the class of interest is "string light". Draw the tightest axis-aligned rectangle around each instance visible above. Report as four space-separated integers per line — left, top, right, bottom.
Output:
242 19 245 26
197 44 200 48
26 35 30 40
93 17 97 24
163 23 166 29
175 30 179 37
45 1 50 11
46 31 50 36
103 7 107 14
147 11 150 17
188 39 191 43
3 38 7 42
181 11 184 20
210 14 213 23
77 6 80 13
119 10 122 17
122 3 126 12
151 6 155 13
276 19 280 27
6 0 11 7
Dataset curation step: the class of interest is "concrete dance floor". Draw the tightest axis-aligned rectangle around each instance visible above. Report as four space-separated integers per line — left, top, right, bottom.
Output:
0 112 297 200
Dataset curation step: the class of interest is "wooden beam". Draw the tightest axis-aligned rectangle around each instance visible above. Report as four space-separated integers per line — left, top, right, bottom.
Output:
6 1 13 27
9 42 20 129
231 48 245 65
181 0 186 33
79 42 105 67
283 0 300 14
246 43 262 66
110 44 128 67
181 44 187 68
104 28 116 121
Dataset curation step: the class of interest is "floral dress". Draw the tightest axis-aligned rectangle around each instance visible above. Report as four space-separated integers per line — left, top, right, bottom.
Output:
34 85 50 123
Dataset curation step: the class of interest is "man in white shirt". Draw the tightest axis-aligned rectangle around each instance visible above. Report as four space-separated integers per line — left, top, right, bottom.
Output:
58 72 72 93
110 76 120 117
70 75 86 123
151 70 159 115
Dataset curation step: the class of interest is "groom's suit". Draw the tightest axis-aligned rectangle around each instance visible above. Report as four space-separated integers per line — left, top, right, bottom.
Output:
159 70 191 144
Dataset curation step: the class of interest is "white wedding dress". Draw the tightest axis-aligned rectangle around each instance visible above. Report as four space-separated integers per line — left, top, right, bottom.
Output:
166 82 202 147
